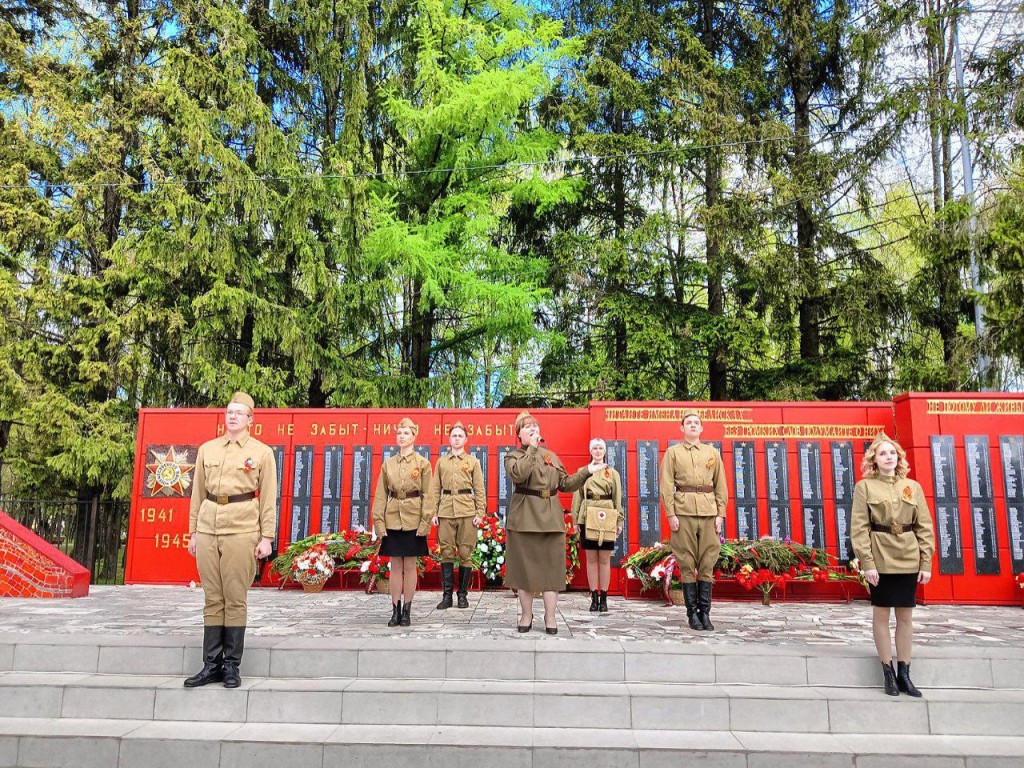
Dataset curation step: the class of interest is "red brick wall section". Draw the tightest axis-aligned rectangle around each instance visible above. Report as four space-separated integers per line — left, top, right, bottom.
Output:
0 510 90 598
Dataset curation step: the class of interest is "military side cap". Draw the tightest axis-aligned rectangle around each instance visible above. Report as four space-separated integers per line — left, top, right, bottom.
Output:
681 408 702 423
514 410 537 433
397 417 420 435
229 391 255 411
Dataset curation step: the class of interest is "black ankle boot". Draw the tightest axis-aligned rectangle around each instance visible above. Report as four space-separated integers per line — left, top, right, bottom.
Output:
896 661 922 697
400 601 412 626
437 563 454 610
388 600 402 627
221 626 245 689
882 660 899 696
589 590 600 612
184 625 224 687
598 590 609 612
456 567 472 608
696 581 715 631
682 583 702 630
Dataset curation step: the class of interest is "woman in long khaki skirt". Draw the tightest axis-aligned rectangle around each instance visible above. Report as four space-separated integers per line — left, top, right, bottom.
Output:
503 411 605 634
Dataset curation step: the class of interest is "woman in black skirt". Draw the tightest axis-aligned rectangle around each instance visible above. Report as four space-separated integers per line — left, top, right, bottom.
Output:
570 438 623 613
851 433 935 696
371 418 433 627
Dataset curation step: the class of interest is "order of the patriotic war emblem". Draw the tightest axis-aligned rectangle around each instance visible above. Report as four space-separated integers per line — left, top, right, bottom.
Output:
144 445 197 497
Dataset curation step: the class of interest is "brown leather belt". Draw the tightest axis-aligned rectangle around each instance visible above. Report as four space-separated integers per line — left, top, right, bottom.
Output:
676 484 714 494
389 490 421 500
585 493 613 501
207 491 257 505
514 486 555 499
871 522 912 535
441 489 473 495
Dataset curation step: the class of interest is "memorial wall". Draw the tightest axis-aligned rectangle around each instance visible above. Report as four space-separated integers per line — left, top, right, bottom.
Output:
126 395 1024 604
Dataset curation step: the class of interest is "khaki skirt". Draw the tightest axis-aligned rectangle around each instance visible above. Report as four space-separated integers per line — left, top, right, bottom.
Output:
504 530 566 593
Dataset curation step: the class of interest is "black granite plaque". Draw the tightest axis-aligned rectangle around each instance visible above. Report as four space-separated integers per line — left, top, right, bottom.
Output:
798 442 826 549
348 445 373 531
270 445 285 546
497 444 516 524
999 436 1024 573
605 440 629 559
965 436 1000 575
637 440 661 546
930 435 964 575
831 441 856 563
290 445 314 541
320 445 344 533
765 441 791 540
468 445 489 506
732 441 757 540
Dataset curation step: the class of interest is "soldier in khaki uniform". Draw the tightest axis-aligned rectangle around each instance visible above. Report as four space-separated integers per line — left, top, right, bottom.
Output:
372 418 433 627
570 438 623 613
504 411 605 634
851 433 935 697
659 409 727 631
185 392 277 688
428 422 485 609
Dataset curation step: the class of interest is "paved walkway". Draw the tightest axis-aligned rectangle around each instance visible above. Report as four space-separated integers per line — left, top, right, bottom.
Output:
1 586 1022 647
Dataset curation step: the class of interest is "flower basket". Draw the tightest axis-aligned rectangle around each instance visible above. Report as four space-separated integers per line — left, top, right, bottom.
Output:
290 542 335 592
302 578 327 593
667 588 685 606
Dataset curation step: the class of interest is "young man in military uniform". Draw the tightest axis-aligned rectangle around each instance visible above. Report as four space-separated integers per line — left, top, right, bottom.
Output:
659 409 727 631
428 422 486 609
185 392 277 688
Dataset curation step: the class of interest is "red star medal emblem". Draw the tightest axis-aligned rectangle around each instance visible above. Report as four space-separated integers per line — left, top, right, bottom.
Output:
145 446 196 497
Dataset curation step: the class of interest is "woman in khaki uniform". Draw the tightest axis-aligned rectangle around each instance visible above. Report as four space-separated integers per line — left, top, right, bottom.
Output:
504 411 605 634
851 433 935 697
570 438 622 613
371 418 433 627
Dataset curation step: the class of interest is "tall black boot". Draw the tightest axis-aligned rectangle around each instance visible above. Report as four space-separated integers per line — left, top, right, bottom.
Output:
221 626 245 689
400 601 412 626
682 583 702 630
388 600 402 627
456 567 472 608
183 625 224 687
882 660 899 696
589 590 600 612
696 581 715 631
598 590 609 613
896 661 922 697
437 563 454 610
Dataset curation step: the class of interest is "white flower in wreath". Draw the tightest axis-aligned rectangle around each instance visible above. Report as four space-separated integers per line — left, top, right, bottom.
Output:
497 556 504 564
360 560 371 573
626 567 636 579
650 563 666 579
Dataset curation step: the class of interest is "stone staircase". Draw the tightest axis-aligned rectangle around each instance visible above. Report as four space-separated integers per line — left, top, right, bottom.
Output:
1 633 1022 767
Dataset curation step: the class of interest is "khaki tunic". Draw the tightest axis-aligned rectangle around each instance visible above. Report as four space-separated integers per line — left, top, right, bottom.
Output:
189 434 278 539
851 476 935 574
658 441 728 520
428 451 486 519
569 468 624 528
503 445 591 532
371 452 433 536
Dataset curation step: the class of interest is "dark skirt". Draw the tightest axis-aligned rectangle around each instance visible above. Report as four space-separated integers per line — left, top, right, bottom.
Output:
579 524 616 551
504 530 566 593
869 572 919 608
378 528 428 558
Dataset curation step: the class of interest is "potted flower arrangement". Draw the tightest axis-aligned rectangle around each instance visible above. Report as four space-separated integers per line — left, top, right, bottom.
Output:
565 512 580 585
289 542 335 592
474 513 507 585
359 552 390 593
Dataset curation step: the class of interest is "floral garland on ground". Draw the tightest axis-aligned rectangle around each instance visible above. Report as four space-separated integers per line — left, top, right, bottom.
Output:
474 513 507 582
564 512 580 585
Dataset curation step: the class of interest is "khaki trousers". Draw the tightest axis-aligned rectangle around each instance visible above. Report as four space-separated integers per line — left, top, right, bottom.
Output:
438 516 478 567
669 516 720 583
196 531 259 626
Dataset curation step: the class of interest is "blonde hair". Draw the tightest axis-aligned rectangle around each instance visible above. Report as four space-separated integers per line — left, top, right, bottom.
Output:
861 433 910 479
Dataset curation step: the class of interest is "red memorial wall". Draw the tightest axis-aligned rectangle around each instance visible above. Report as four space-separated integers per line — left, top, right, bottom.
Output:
126 396 1024 604
0 510 91 598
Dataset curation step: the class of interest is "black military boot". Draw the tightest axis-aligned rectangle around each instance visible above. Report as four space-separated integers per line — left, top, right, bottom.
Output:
221 626 245 689
696 581 715 631
589 590 600 612
456 567 472 608
388 600 402 627
437 563 454 610
896 661 922 697
183 625 224 687
882 660 899 696
400 601 412 627
598 590 609 613
682 583 702 630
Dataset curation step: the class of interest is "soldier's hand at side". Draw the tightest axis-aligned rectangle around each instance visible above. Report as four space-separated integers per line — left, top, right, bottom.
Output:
668 517 680 533
865 569 880 587
917 570 932 585
714 516 724 536
255 537 273 560
432 516 439 526
187 535 197 558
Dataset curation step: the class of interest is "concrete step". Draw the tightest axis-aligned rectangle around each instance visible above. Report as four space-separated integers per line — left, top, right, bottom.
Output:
2 633 1021 689
2 672 1023 737
0 718 1023 768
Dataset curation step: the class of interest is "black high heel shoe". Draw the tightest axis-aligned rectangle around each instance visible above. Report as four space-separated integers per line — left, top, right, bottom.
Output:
517 619 532 633
545 627 558 635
